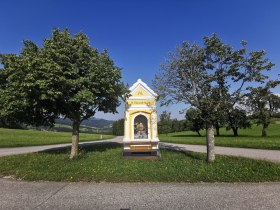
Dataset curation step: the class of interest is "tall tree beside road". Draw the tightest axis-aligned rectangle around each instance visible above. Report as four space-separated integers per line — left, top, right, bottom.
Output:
153 34 276 162
0 29 127 159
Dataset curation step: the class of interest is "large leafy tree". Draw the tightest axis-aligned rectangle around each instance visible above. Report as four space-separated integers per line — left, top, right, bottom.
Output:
0 29 127 159
153 34 275 162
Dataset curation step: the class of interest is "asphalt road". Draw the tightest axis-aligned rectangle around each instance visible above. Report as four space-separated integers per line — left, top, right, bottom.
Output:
0 178 279 210
1 137 280 209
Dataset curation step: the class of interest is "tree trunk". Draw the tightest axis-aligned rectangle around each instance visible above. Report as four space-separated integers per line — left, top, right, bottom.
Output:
232 127 238 137
215 123 220 137
196 130 202 137
262 124 268 137
70 119 80 159
206 124 215 163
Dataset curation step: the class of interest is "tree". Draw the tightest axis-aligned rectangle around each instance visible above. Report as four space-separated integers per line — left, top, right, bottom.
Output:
179 120 187 132
246 84 280 137
0 29 127 159
185 108 204 136
226 108 251 136
158 111 172 135
112 119 124 136
153 34 275 162
0 40 59 128
0 69 22 128
171 118 180 133
212 109 227 137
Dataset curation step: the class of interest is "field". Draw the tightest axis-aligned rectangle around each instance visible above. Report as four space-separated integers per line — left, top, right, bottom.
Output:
159 124 280 150
1 120 280 150
0 143 279 182
0 128 114 147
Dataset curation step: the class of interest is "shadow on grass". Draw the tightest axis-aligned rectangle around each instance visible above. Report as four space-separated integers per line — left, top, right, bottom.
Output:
160 143 205 161
39 142 121 155
39 141 206 162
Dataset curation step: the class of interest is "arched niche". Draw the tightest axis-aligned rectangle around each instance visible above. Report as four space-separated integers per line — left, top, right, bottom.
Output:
134 114 148 139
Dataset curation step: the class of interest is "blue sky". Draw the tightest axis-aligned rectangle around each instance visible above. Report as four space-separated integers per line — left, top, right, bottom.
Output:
1 0 280 120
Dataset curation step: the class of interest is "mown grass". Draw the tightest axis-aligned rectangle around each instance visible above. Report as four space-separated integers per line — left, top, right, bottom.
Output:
0 143 279 182
160 124 280 150
0 128 114 147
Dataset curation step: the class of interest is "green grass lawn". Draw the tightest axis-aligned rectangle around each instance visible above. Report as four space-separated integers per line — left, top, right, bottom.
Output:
0 143 279 182
0 128 114 147
160 124 280 150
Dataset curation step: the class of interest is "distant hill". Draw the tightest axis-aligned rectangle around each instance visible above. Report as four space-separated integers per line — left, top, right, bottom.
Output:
55 117 114 129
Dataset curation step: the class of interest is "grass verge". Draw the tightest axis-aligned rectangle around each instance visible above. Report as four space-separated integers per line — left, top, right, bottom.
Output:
0 128 114 147
0 143 279 182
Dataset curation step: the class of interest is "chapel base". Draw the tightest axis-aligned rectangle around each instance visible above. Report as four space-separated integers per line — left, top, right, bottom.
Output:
122 139 160 160
122 150 161 160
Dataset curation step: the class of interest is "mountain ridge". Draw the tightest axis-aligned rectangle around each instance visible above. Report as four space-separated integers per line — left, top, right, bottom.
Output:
55 117 114 129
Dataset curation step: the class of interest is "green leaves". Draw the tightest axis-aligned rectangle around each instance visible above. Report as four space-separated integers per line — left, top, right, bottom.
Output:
0 28 127 127
153 34 278 126
185 108 204 136
158 111 172 135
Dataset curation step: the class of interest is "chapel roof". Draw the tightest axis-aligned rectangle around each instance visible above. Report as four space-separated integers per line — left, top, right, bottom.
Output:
129 79 158 99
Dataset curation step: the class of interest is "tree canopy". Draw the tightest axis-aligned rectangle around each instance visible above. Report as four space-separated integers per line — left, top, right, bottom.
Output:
153 34 278 162
0 29 127 159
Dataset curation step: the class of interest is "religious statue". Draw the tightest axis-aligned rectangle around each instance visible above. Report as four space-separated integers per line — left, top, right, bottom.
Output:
134 121 148 139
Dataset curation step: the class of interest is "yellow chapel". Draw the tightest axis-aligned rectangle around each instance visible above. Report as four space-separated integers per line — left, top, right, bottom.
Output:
123 79 160 158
